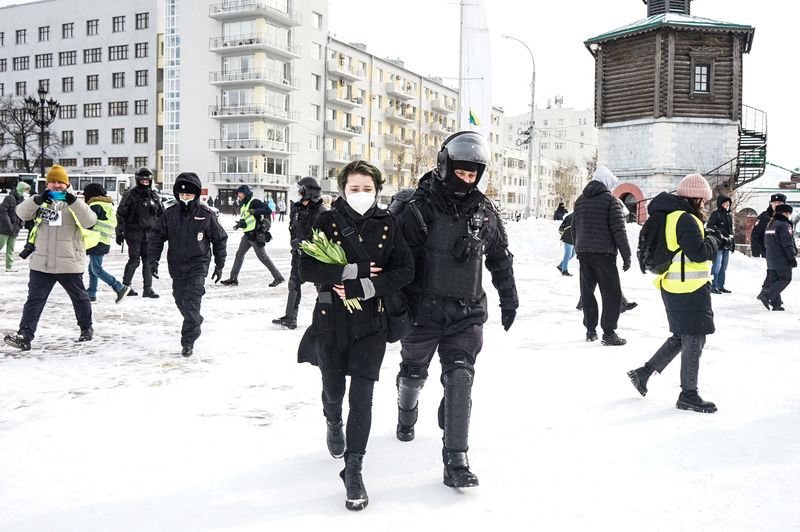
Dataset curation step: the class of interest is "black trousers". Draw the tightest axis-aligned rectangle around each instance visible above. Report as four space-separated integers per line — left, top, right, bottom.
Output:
321 374 375 455
123 236 153 289
578 253 622 335
286 253 302 318
172 275 205 347
763 269 792 306
18 270 92 340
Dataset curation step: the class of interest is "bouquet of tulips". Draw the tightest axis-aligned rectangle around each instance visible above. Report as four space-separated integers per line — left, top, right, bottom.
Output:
299 229 363 313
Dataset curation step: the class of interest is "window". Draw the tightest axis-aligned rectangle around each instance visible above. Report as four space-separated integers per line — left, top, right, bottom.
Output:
693 63 710 93
312 73 321 90
84 103 102 118
38 79 49 92
135 127 148 143
35 53 52 68
311 104 320 121
112 16 125 33
0 83 3 97
112 72 125 88
135 42 148 58
112 128 125 144
109 45 128 61
109 157 128 169
0 32 4 47
109 101 128 116
86 74 98 91
62 23 74 39
16 29 26 45
308 135 320 150
61 130 74 145
59 158 76 167
59 51 76 66
308 165 320 178
265 157 287 175
87 19 99 36
86 129 99 144
0 59 5 72
61 75 74 92
15 81 26 96
38 26 50 42
135 70 148 87
13 57 29 71
135 12 149 30
59 105 76 119
84 158 102 167
134 156 148 168
312 11 322 29
84 48 102 63
134 99 148 115
312 42 322 60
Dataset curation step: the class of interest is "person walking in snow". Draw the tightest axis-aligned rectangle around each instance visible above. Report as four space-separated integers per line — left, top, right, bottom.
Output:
0 181 30 272
557 212 575 276
83 184 130 303
4 166 97 351
148 173 227 357
707 194 735 294
758 204 797 311
297 160 413 511
553 201 568 221
750 193 786 258
627 173 725 413
571 165 630 345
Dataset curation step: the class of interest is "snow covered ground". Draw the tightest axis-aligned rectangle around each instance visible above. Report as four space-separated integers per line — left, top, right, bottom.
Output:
0 216 798 531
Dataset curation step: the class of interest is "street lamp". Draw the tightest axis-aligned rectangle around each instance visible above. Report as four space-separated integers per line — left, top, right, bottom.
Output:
501 34 537 218
24 86 60 182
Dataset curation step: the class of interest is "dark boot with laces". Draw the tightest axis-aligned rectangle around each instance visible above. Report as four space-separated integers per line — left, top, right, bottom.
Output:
339 452 368 511
4 334 31 351
443 449 479 488
601 332 626 346
627 364 655 397
326 419 345 459
78 327 94 342
676 390 717 413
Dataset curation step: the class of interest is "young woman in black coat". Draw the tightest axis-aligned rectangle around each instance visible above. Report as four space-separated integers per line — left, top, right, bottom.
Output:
297 160 413 511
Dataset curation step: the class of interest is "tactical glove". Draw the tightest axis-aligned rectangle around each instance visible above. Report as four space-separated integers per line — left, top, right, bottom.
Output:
622 257 631 272
116 234 125 246
790 258 798 269
501 308 516 331
212 267 223 283
150 261 159 279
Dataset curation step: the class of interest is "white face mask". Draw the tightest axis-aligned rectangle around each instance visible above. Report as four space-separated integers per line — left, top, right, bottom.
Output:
346 191 376 216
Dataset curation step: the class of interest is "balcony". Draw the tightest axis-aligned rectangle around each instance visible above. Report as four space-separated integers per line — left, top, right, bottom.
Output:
325 120 363 137
209 139 299 154
209 33 301 59
386 81 415 100
208 105 300 123
431 97 456 114
208 0 302 26
385 108 416 124
326 89 363 109
383 159 413 172
207 172 294 187
383 134 414 148
431 122 454 135
325 150 361 165
326 60 366 81
209 69 299 91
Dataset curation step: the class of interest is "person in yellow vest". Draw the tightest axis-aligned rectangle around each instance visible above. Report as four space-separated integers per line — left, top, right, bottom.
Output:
219 185 284 287
627 173 725 413
83 184 131 304
3 165 97 351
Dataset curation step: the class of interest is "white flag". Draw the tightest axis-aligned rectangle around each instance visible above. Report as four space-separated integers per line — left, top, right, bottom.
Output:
459 0 492 138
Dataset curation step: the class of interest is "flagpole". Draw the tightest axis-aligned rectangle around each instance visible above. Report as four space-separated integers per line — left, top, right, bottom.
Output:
457 0 464 130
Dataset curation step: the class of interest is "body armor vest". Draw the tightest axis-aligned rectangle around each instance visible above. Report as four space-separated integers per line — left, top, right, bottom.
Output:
421 211 483 300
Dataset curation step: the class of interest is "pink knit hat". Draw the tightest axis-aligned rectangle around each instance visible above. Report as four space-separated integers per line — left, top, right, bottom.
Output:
676 173 712 201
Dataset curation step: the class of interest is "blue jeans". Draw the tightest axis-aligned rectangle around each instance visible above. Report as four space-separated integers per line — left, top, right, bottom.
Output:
87 254 123 297
711 249 730 289
560 243 575 272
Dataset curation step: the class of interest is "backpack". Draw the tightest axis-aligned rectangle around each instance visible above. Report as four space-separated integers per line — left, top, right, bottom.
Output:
636 211 676 274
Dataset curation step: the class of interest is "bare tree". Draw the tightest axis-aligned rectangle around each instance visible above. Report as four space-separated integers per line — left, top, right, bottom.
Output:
585 150 598 179
0 97 63 173
552 161 581 208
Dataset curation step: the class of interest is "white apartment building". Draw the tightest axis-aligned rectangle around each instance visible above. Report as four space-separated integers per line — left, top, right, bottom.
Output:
0 0 163 181
495 146 570 219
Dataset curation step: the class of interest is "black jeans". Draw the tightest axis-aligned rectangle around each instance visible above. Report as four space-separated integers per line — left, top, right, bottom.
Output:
321 374 375 455
285 253 302 318
763 269 792 306
123 237 153 289
229 235 283 281
172 275 205 347
647 334 705 392
578 253 622 335
18 270 92 340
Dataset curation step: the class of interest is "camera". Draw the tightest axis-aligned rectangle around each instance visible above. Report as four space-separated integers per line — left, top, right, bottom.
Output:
233 219 246 230
452 211 486 262
19 242 35 260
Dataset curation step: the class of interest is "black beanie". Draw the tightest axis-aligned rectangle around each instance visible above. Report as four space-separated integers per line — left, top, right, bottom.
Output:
775 204 793 215
83 183 107 202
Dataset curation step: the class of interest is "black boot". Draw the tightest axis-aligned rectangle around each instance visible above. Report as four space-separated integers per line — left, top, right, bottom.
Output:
339 453 368 511
676 390 717 413
272 316 297 329
396 375 425 442
220 278 238 286
142 288 159 299
627 364 654 397
4 334 31 351
326 419 345 459
443 449 479 488
268 277 285 287
181 345 193 357
78 327 94 342
127 288 139 297
442 366 478 488
601 332 627 346
586 330 598 342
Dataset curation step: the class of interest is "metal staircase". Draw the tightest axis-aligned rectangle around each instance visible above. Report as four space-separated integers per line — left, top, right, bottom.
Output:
706 104 768 190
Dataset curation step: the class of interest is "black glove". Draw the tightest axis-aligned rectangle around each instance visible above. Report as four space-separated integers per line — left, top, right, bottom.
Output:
212 266 223 283
790 258 798 268
32 194 45 206
356 261 371 278
64 192 77 205
233 220 246 230
150 261 159 279
343 279 365 299
116 234 125 246
501 308 516 331
622 257 631 272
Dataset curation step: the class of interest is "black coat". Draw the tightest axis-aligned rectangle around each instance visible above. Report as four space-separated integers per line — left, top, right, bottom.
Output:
553 205 568 221
707 195 734 248
289 199 325 251
571 180 631 260
648 193 717 336
559 212 574 245
148 175 227 280
0 190 24 236
297 198 414 380
764 214 797 271
750 207 773 257
116 186 164 240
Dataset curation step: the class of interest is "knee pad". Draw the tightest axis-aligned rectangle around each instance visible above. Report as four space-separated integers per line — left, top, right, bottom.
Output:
398 362 429 381
443 366 474 387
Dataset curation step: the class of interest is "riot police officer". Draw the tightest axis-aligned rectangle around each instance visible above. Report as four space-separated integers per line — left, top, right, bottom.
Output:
273 176 325 330
392 131 519 488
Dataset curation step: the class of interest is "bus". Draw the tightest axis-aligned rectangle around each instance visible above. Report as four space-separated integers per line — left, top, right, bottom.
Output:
0 172 134 202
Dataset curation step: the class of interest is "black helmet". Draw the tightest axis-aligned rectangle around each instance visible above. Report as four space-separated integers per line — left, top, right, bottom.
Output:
435 131 491 184
135 167 153 187
297 176 321 201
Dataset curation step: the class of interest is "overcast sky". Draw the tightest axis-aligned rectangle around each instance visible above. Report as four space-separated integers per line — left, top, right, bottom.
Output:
1 0 796 167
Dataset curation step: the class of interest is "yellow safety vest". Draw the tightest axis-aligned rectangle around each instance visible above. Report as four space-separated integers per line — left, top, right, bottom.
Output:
655 210 712 293
28 206 101 251
87 200 117 246
239 198 256 232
